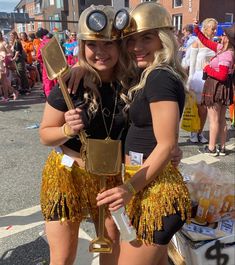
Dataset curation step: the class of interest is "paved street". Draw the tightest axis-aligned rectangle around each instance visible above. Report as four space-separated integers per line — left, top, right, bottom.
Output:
0 84 234 265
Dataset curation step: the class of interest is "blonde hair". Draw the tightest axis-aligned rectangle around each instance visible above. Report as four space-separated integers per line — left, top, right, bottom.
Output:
78 40 137 117
125 28 187 105
201 18 218 35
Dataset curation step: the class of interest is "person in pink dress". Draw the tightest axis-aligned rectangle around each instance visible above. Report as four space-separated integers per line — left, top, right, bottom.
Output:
37 28 56 98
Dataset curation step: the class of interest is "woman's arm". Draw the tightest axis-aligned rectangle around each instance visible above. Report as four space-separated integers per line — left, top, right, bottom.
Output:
39 102 84 146
204 64 229 81
96 101 180 211
194 26 217 52
126 101 179 192
188 43 199 82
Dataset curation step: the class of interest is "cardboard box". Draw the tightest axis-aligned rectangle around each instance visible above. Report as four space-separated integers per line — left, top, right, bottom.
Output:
171 232 235 265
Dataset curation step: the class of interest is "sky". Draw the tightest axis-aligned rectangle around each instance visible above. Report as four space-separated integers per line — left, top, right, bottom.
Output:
0 0 19 13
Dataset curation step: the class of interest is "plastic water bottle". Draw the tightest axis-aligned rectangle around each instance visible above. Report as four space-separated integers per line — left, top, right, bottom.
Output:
111 207 137 242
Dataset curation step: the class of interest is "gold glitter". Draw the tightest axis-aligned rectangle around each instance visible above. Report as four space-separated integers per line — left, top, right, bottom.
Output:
124 163 191 244
40 150 122 222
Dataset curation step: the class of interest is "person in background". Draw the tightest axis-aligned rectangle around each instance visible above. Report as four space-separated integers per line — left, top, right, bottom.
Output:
29 32 42 82
96 3 191 265
194 21 235 156
188 18 218 144
181 24 197 71
229 63 235 129
0 31 18 101
20 32 34 65
37 28 56 98
10 31 30 95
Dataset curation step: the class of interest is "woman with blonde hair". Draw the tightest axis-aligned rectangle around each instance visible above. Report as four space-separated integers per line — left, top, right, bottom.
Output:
194 20 235 156
96 3 191 265
188 18 218 143
39 5 137 265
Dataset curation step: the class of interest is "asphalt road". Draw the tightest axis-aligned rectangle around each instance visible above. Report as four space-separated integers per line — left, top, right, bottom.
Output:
0 84 234 265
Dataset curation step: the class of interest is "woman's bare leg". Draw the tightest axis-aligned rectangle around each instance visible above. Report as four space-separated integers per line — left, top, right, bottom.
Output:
207 104 221 150
198 104 207 133
219 105 227 148
45 220 80 265
118 241 168 265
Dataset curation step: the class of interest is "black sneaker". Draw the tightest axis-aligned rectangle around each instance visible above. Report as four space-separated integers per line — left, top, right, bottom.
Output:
198 146 218 156
217 145 226 156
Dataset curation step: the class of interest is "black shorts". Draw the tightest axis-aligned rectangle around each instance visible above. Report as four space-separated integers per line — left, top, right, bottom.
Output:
152 211 185 245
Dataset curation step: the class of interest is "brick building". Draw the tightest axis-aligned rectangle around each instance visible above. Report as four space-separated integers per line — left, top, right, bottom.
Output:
14 0 44 33
129 0 234 31
13 0 234 35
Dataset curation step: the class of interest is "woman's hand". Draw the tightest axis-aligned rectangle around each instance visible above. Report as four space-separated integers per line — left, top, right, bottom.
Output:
96 184 133 211
171 146 183 167
64 108 85 135
193 19 199 27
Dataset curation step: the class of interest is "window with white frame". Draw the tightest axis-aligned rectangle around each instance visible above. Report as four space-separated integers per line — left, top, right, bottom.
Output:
49 0 55 6
173 0 182 8
54 14 62 31
173 14 182 31
35 3 40 14
225 13 233 23
56 0 62 8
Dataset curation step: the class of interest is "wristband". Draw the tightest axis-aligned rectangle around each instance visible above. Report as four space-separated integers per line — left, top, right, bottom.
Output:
61 123 75 139
125 180 137 195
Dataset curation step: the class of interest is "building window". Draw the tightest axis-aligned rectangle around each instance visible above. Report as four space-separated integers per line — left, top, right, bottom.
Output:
125 0 129 7
173 0 182 8
56 0 62 8
35 3 41 14
173 14 182 31
54 14 62 31
225 13 233 23
49 0 55 6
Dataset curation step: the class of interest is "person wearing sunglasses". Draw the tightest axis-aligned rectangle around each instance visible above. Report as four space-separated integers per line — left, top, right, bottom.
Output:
193 21 235 156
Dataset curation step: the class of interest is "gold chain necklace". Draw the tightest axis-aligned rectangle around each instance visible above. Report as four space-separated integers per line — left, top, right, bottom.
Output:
100 83 118 140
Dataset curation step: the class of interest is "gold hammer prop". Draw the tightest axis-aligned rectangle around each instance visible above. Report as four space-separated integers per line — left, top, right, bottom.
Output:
41 36 112 253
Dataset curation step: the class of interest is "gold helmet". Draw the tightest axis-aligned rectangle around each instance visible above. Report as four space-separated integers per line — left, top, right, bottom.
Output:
123 2 173 37
78 5 128 41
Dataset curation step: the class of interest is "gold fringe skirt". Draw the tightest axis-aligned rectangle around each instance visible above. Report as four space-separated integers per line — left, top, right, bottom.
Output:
40 150 123 222
125 163 191 244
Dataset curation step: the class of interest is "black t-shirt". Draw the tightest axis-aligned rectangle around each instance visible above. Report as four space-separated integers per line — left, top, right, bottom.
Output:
47 81 128 152
125 69 185 159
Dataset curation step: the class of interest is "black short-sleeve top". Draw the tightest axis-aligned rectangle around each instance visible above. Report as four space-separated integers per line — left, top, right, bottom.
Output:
125 69 185 159
47 80 127 153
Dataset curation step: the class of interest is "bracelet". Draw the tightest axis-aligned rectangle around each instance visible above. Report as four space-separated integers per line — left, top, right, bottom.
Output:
61 123 75 139
125 180 137 195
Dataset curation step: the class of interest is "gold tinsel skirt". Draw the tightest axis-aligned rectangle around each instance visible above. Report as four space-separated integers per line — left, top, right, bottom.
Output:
124 164 191 244
40 150 122 222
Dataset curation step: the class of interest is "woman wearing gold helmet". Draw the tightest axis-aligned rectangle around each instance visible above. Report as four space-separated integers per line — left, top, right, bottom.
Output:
96 2 191 265
39 5 136 265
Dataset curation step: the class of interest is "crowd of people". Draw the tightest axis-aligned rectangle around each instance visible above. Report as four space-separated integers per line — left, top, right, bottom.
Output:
0 27 79 102
178 19 235 156
0 2 234 265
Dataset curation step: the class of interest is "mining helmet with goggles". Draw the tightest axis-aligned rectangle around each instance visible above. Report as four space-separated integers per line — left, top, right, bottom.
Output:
78 5 129 41
123 2 173 37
